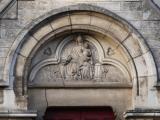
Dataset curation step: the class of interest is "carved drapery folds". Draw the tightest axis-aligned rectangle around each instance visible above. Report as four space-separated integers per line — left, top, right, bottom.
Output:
28 34 131 87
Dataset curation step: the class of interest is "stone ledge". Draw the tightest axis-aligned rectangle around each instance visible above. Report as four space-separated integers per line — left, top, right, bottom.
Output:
0 110 37 118
124 109 160 119
0 80 9 87
154 82 160 88
28 82 132 89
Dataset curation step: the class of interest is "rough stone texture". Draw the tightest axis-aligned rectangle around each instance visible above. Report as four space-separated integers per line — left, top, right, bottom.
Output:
50 15 71 30
28 89 47 120
90 15 111 30
19 36 37 57
0 0 160 120
32 24 53 41
16 55 26 77
0 0 16 19
70 13 91 25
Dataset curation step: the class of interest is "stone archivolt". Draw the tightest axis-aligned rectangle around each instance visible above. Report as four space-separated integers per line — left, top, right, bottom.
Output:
2 5 157 110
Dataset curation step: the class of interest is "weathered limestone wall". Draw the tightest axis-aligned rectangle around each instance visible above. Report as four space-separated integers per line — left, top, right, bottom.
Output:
0 0 160 120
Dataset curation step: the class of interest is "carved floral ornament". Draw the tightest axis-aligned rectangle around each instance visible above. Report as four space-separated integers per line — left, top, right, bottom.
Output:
28 34 132 87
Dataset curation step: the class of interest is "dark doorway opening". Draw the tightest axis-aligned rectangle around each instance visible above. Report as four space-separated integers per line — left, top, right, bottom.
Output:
43 106 115 120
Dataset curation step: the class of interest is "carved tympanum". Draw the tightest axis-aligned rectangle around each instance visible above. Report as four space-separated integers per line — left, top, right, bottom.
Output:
29 34 131 87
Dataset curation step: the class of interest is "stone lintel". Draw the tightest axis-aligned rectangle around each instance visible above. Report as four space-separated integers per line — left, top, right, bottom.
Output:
28 82 132 89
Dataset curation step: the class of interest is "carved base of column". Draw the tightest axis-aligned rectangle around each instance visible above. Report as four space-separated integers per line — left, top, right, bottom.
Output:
16 95 28 109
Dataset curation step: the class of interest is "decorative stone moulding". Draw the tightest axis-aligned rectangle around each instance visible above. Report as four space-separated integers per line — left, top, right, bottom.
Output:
2 4 158 110
0 0 17 19
124 109 160 119
0 110 37 120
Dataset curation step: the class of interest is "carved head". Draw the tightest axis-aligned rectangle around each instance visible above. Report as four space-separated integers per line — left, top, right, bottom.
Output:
84 42 90 49
76 35 83 45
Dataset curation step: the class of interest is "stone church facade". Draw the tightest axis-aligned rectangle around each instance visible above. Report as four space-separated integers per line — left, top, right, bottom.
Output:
0 0 160 120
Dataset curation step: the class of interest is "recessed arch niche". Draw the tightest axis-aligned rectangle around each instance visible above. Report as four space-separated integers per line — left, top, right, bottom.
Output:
3 4 158 120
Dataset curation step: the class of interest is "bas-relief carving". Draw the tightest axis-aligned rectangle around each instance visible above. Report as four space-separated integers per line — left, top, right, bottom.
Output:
28 35 131 87
43 47 52 56
60 35 98 81
106 47 115 56
34 64 126 84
